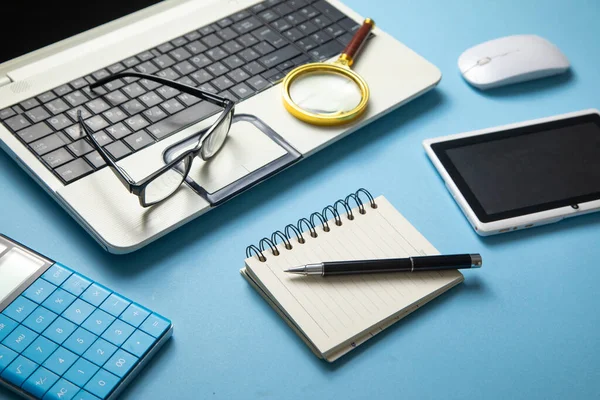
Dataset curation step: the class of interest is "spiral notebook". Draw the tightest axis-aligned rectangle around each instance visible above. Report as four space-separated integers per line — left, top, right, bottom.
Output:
241 189 464 362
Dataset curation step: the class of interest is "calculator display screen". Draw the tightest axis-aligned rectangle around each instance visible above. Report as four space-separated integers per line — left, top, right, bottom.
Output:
0 248 45 304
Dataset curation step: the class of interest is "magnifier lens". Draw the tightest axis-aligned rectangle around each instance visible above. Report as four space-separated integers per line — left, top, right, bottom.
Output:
288 71 363 115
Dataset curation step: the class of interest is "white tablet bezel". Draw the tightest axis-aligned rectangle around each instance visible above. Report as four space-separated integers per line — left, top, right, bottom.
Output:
423 109 600 236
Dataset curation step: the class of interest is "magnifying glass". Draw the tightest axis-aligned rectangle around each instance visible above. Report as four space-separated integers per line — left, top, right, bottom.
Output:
282 18 375 126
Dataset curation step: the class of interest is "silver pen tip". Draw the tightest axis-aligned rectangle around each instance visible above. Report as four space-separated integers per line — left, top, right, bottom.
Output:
284 266 306 274
470 254 483 268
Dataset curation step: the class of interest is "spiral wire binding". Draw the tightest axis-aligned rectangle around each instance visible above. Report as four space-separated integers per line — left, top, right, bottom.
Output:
245 188 378 262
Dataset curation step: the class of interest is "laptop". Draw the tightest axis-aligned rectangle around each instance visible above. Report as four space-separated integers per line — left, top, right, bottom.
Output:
0 0 441 253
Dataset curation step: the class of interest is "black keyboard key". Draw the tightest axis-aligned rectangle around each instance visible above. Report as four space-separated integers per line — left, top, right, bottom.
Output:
239 48 260 62
85 115 109 132
199 25 215 36
272 19 293 32
106 123 131 140
5 115 31 131
338 17 360 33
124 131 154 151
53 84 72 97
160 98 185 115
139 91 163 108
122 99 146 116
67 139 94 157
309 39 344 61
64 90 88 108
92 69 110 81
243 61 266 76
185 40 208 55
43 147 74 168
275 4 294 16
298 21 318 36
26 106 51 123
247 75 270 91
19 98 40 111
251 3 267 13
198 83 218 94
136 61 160 75
258 44 300 68
139 78 162 91
230 82 254 100
153 54 176 69
206 47 228 62
85 151 106 169
296 37 318 52
220 90 238 103
254 42 275 55
207 62 229 77
64 124 84 141
30 133 69 156
157 86 180 100
292 53 310 65
190 69 213 85
313 1 345 21
222 40 243 54
218 27 238 42
104 90 128 106
143 106 168 123
125 114 150 131
232 17 261 34
123 56 140 68
201 33 223 48
277 60 295 72
158 42 175 54
259 10 279 23
285 11 308 25
69 78 88 90
103 108 128 124
86 99 111 114
337 32 353 47
312 15 332 28
217 17 234 28
223 55 245 70
178 76 198 87
146 101 221 140
311 30 332 44
55 159 93 182
232 10 252 22
18 122 52 143
284 28 304 42
190 54 212 69
108 62 126 74
171 36 188 47
105 141 132 160
123 82 146 98
185 31 201 41
47 114 72 131
299 5 319 19
211 76 235 91
37 91 57 103
228 68 250 83
102 79 125 92
252 27 287 48
324 23 345 38
0 107 16 120
66 107 91 121
177 93 201 107
262 68 283 80
11 105 24 114
237 33 259 48
170 48 192 61
289 0 309 9
92 131 113 147
157 68 180 81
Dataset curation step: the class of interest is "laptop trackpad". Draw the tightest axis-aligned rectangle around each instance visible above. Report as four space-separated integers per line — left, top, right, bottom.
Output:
187 119 287 193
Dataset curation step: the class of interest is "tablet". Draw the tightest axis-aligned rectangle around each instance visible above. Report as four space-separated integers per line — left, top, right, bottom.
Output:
423 109 600 235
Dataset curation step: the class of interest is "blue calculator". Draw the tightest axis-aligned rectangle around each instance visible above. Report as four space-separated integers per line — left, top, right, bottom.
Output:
0 235 173 400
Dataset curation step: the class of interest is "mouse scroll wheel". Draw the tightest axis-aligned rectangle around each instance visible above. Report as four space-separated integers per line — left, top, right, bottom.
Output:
477 57 492 66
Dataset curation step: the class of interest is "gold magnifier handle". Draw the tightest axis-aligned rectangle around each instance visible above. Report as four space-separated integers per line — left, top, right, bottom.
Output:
337 18 375 67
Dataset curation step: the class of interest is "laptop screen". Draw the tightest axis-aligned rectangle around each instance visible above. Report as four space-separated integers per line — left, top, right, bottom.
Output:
0 0 163 64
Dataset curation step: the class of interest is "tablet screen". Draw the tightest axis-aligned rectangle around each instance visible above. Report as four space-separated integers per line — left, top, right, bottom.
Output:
431 113 600 222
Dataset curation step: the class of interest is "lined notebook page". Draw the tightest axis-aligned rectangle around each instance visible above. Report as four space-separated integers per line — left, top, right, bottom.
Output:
245 196 463 356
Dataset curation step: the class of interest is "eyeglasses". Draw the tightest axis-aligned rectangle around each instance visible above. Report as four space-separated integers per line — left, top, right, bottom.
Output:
78 71 235 207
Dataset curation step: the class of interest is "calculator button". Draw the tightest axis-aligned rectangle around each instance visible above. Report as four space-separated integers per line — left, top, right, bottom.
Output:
61 274 93 296
63 299 95 325
84 369 119 399
139 313 171 338
99 294 130 317
3 296 37 322
23 306 58 333
101 319 134 347
42 288 77 314
104 349 137 378
80 284 112 307
22 366 60 398
122 329 155 358
23 278 58 304
42 347 78 376
82 309 115 336
43 317 77 345
120 303 150 328
64 358 99 387
22 336 58 364
1 355 38 386
2 325 38 353
44 378 80 400
0 344 18 372
82 338 117 367
0 314 18 341
74 390 101 400
63 327 97 355
42 263 73 286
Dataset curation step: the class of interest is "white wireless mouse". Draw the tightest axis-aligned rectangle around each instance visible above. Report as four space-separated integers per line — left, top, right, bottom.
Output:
458 34 570 90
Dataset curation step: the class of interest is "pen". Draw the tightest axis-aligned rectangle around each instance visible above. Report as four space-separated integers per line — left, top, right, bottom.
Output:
284 254 482 276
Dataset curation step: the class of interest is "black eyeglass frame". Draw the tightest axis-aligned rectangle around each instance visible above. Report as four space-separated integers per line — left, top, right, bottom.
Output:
78 71 235 207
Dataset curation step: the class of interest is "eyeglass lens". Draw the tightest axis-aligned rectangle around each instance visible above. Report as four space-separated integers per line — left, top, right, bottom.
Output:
141 157 191 205
200 109 233 160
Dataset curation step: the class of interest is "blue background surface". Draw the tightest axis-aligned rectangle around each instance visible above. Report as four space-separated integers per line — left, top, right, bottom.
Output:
2 0 600 398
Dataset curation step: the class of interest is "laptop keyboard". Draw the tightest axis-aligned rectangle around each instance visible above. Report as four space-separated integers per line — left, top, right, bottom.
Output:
0 0 360 185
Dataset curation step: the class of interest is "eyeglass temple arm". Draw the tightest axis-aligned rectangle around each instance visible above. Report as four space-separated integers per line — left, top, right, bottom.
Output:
90 71 231 108
77 111 136 192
